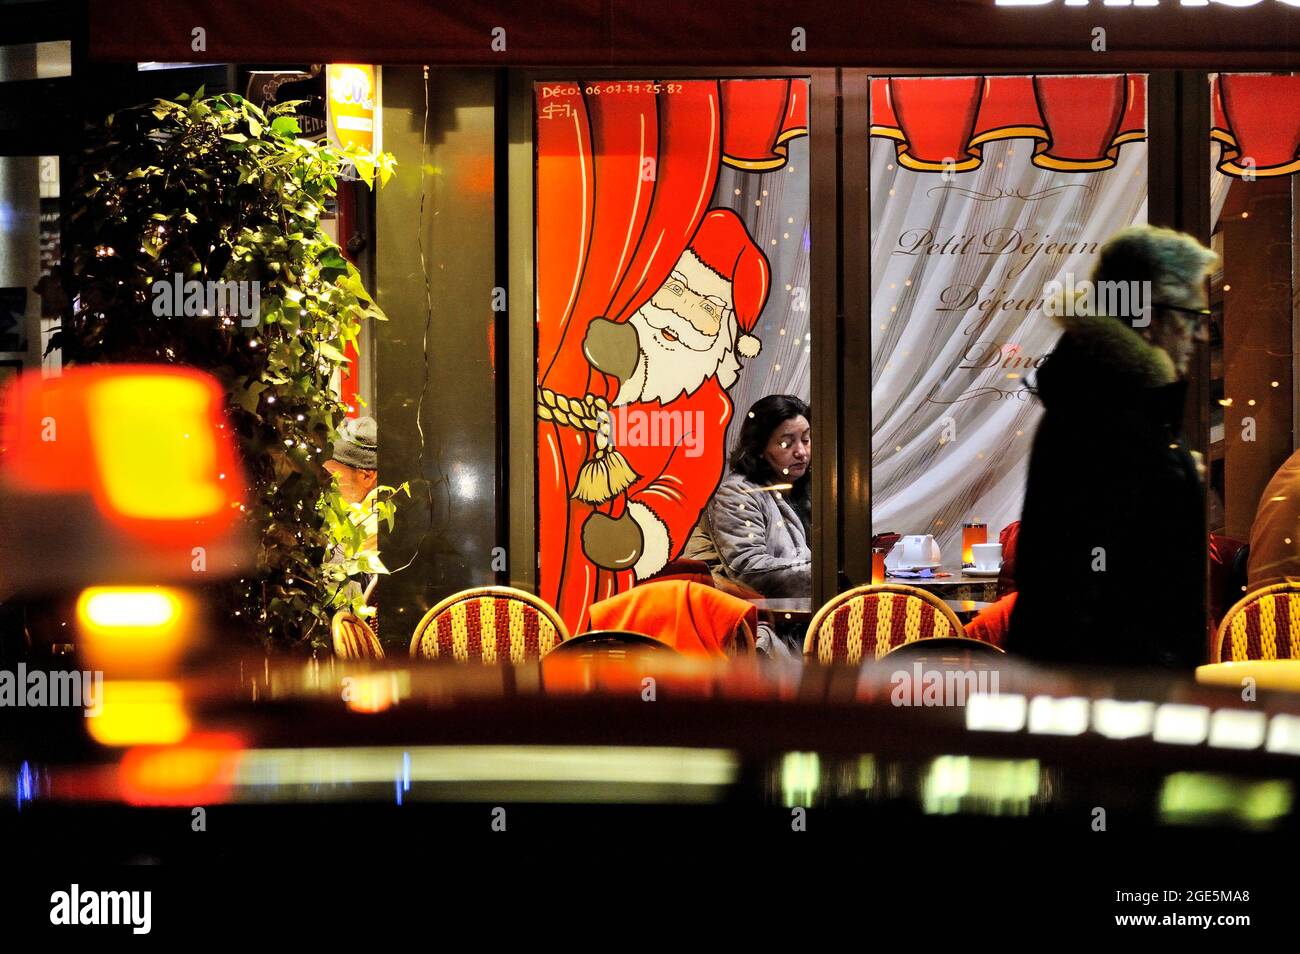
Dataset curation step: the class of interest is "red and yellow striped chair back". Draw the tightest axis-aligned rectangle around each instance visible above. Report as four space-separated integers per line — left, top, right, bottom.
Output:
409 586 570 663
804 584 966 664
1215 583 1300 662
332 610 384 660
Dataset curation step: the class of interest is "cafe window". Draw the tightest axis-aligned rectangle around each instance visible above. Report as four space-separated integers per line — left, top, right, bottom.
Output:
1208 73 1300 587
533 78 811 633
0 154 60 380
868 74 1149 580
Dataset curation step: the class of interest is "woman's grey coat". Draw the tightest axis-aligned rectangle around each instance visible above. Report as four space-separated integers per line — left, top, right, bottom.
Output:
691 471 812 598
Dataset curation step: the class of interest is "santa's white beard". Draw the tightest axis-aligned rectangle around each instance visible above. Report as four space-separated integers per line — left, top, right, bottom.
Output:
618 305 742 406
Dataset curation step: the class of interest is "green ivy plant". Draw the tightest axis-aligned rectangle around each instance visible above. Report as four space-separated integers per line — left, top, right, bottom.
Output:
318 480 410 625
52 88 399 650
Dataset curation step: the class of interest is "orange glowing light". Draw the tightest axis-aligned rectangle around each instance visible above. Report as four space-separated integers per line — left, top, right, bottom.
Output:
81 588 180 628
344 671 408 714
962 523 987 565
0 365 244 544
119 732 243 806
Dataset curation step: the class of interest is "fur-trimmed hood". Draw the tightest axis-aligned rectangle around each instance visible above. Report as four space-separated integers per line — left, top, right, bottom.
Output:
1045 310 1176 389
1034 310 1183 421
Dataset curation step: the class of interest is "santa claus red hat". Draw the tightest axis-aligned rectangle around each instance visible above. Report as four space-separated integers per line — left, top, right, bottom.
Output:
678 209 770 359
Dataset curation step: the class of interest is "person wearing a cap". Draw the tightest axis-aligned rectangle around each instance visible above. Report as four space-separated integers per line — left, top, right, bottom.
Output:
325 416 379 551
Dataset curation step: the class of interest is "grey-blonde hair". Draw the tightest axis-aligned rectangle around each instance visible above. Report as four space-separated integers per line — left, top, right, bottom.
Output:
1092 225 1218 308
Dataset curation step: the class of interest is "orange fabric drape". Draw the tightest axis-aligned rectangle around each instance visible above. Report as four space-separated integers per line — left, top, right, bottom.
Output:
588 580 757 657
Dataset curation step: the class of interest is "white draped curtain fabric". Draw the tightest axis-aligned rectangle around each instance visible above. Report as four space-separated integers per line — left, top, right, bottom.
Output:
870 136 1149 559
713 135 811 457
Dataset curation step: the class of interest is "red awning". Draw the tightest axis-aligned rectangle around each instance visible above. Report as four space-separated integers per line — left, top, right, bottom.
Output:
89 0 1300 70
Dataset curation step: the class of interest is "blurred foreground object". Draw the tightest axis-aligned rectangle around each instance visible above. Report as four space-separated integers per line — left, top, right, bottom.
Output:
0 365 250 597
76 586 195 677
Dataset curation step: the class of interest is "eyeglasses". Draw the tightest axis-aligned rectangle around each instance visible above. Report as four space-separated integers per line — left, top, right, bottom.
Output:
1152 302 1213 320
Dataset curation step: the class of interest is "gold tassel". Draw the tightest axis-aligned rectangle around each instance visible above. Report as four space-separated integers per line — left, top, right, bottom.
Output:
572 448 639 504
539 386 637 504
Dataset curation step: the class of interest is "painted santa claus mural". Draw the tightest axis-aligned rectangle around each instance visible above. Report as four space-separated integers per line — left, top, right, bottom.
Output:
535 78 806 632
577 208 769 579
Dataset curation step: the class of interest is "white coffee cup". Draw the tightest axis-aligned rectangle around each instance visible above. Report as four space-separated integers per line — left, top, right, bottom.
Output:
971 543 1002 571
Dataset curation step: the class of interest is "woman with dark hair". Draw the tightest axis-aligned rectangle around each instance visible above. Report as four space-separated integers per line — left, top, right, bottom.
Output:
686 395 812 600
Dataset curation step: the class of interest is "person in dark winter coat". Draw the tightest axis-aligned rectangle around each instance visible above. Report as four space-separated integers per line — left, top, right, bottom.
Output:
1007 226 1217 668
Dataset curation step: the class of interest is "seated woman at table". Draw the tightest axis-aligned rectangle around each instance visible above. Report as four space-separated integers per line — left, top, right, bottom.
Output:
685 394 812 599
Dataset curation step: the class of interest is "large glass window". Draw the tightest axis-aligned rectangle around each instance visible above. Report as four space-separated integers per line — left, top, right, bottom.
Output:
533 78 810 632
0 154 60 378
869 74 1149 588
1209 73 1300 606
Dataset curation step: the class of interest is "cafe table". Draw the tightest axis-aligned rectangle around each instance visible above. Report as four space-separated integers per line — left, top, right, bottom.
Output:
1196 659 1300 693
746 596 992 624
884 566 1000 603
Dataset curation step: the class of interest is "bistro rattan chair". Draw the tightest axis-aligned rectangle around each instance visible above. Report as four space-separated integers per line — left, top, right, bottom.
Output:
804 583 966 664
409 586 570 663
1214 582 1300 662
332 609 384 660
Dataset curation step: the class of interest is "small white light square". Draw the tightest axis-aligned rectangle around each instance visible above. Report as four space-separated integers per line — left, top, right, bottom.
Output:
1028 695 1089 736
965 693 1026 733
1153 704 1210 745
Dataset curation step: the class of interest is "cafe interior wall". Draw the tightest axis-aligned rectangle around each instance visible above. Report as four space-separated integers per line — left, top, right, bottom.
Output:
297 67 1290 638
1212 157 1295 540
371 68 1234 632
366 68 1300 645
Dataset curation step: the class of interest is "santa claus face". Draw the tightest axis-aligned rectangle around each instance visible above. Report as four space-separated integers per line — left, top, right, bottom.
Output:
649 272 726 343
620 270 742 406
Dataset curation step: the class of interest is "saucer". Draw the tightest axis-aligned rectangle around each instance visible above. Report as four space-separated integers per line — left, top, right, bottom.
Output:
963 566 1001 577
889 562 942 572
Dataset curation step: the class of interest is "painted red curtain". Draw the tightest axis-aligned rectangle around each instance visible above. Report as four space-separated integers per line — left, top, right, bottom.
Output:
535 78 805 633
1213 73 1300 179
870 74 1146 173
